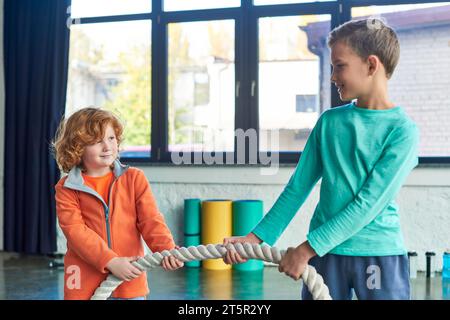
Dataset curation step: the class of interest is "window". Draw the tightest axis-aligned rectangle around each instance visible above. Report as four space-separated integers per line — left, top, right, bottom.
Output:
258 15 331 152
168 20 235 153
70 0 151 18
66 19 151 158
64 0 450 164
352 2 450 157
164 0 240 12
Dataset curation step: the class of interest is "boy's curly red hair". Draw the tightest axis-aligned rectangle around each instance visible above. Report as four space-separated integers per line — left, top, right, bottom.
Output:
52 107 124 173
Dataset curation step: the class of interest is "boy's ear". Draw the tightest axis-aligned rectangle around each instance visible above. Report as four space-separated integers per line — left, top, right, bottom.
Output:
367 55 380 76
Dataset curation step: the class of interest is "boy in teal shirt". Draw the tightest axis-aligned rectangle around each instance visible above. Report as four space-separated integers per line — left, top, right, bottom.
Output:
224 18 418 300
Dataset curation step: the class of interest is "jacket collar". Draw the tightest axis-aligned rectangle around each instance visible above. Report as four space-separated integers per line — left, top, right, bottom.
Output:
63 159 129 200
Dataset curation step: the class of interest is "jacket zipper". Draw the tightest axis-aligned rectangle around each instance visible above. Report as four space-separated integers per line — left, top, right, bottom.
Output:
104 178 117 249
105 206 112 248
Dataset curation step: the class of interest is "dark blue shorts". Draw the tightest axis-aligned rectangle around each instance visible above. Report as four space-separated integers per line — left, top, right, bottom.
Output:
301 254 410 300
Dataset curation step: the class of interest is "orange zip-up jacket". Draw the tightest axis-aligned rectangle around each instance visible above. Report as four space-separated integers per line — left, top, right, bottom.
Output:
55 160 176 300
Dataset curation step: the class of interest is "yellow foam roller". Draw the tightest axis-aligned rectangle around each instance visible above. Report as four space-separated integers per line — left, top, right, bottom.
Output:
201 199 232 270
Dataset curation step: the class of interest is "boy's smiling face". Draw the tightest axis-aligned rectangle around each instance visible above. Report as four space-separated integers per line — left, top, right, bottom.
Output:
81 123 118 176
330 41 372 102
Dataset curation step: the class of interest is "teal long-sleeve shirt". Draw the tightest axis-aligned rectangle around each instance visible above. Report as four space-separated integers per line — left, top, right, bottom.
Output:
252 102 419 257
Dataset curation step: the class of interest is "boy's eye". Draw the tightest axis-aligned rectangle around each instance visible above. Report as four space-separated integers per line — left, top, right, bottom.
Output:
109 136 116 140
332 63 345 68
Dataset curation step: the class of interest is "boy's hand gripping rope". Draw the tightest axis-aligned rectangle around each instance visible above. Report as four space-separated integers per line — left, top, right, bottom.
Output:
90 243 332 300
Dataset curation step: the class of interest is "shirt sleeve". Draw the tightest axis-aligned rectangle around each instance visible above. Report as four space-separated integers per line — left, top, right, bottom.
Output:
251 115 324 246
134 170 176 253
55 182 119 273
307 123 419 257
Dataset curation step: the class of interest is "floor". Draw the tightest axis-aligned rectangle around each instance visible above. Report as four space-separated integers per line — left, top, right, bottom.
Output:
0 252 447 300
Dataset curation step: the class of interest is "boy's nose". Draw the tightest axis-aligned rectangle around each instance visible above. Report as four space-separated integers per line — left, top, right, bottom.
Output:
330 72 337 83
101 141 111 150
331 75 339 86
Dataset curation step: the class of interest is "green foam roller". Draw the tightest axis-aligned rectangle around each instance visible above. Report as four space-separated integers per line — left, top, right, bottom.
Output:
184 235 201 268
184 198 201 236
232 200 264 271
184 199 201 268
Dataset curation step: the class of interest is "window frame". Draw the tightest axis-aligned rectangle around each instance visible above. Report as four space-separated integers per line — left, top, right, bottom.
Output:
67 0 450 165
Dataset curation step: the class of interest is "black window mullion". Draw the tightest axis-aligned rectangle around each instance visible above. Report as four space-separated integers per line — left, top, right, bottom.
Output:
234 6 245 164
151 0 169 162
77 13 152 24
419 157 450 164
233 1 252 164
279 152 301 163
248 6 260 165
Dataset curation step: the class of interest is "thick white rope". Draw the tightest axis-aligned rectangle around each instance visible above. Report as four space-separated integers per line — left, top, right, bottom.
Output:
91 243 332 300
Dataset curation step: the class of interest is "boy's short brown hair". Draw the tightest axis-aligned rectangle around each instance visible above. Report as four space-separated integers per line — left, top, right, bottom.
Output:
327 18 400 78
52 107 124 173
